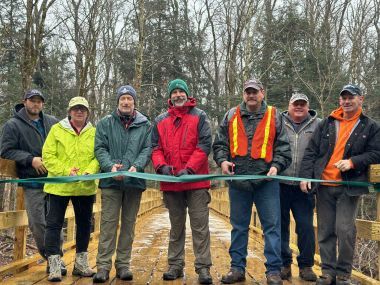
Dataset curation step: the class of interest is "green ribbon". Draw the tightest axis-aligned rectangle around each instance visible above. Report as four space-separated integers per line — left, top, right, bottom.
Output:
0 171 378 192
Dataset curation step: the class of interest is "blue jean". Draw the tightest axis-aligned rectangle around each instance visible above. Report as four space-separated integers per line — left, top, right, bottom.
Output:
228 180 281 274
280 183 315 268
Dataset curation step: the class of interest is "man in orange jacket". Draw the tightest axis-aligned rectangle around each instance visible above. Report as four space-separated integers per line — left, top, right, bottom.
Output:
300 84 380 285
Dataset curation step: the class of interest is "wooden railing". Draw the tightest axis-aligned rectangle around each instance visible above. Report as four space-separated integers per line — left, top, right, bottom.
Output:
209 165 380 285
0 158 163 279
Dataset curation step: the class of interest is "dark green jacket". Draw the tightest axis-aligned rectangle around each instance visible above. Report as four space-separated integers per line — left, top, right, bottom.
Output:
95 110 152 191
213 101 292 189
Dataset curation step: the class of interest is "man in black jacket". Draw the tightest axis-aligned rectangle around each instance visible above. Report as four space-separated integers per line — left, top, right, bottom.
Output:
0 89 65 273
300 84 380 285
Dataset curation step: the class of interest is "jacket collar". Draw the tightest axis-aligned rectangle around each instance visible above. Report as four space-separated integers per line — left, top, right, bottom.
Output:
168 97 196 117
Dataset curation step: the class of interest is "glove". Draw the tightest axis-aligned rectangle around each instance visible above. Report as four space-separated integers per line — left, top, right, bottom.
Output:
176 168 194 176
157 165 173 176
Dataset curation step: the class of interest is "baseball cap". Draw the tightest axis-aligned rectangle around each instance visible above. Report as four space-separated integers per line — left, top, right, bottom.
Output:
24 89 45 101
67 97 90 111
339 84 362 96
244 79 263 91
290 93 309 104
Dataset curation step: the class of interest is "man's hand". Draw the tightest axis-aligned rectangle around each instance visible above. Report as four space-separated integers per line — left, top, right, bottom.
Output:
69 167 80 176
157 165 173 176
334 159 352 172
266 166 278 176
176 168 194 176
128 166 137 172
32 157 47 175
111 163 123 180
300 181 312 193
221 161 235 175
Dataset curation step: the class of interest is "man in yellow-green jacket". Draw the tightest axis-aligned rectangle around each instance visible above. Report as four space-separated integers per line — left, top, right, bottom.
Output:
42 97 99 282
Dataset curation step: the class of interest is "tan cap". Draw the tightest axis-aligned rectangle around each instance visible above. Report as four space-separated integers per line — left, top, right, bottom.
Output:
67 97 90 111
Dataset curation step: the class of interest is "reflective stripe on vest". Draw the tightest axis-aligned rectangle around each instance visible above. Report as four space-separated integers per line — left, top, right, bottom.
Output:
229 105 276 163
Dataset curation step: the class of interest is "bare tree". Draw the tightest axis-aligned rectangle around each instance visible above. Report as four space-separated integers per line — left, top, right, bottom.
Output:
21 0 57 91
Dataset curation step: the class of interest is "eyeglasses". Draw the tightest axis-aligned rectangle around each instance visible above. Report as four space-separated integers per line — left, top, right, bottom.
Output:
70 105 88 112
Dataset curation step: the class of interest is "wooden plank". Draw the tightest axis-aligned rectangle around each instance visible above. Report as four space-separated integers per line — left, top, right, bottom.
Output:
369 164 380 183
356 219 380 241
0 158 17 178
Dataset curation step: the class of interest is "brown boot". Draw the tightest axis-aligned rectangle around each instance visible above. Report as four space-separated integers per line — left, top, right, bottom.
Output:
280 265 291 280
299 267 317 281
266 273 283 285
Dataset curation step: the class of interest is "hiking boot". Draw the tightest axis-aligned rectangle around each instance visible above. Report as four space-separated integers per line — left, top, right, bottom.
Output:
198 267 213 284
117 267 133 281
47 255 62 282
299 267 317 281
280 265 291 280
163 266 184 280
266 273 283 285
72 252 95 277
336 275 353 285
221 268 245 284
93 269 110 283
316 274 336 285
46 259 67 276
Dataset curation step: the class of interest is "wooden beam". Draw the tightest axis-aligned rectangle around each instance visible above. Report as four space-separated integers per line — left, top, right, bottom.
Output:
356 219 380 241
369 164 380 183
0 158 17 178
0 204 102 230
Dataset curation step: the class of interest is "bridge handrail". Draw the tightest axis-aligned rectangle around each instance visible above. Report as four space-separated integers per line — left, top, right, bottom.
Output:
0 158 163 279
209 164 380 285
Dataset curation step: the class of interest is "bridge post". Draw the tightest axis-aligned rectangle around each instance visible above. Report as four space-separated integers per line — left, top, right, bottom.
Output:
13 186 27 261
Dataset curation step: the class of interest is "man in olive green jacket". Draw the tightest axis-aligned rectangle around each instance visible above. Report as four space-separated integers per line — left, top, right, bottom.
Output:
93 85 152 283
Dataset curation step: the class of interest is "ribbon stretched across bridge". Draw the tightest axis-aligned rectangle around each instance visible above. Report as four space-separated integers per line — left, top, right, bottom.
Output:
0 171 378 192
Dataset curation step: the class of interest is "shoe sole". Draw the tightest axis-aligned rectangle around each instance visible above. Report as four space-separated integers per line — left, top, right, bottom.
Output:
47 277 62 282
163 273 184 280
93 277 109 283
221 277 246 284
116 274 133 281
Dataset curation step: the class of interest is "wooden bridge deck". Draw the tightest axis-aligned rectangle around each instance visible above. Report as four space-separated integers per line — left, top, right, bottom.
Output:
3 207 320 285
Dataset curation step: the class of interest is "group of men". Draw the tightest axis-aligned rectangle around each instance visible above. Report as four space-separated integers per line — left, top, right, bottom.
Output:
1 78 379 285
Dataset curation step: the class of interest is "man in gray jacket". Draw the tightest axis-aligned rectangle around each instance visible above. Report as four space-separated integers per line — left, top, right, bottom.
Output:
279 93 320 282
0 89 65 274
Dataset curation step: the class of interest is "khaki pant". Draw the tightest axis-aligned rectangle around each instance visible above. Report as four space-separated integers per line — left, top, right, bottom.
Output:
96 188 142 271
163 189 212 273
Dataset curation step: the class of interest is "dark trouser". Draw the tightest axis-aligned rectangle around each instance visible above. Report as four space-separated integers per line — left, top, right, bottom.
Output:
96 188 142 271
163 189 212 273
23 188 64 259
317 185 360 277
280 183 315 268
229 180 281 275
45 194 95 256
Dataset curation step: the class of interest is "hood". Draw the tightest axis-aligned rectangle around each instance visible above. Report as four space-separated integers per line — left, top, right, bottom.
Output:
59 117 93 133
13 103 44 124
330 106 362 121
281 109 317 123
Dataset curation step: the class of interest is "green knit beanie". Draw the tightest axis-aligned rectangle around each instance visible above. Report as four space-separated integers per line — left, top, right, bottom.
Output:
167 79 190 97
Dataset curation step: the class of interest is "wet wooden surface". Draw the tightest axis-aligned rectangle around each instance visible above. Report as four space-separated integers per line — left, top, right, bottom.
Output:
3 207 320 284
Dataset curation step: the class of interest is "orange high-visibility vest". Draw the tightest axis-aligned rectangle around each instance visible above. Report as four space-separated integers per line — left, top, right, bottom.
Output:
228 105 276 163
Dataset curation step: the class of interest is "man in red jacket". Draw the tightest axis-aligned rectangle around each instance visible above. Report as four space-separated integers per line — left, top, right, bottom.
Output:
152 78 213 284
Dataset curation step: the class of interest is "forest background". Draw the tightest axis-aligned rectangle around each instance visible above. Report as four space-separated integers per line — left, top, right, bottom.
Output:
0 0 380 279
